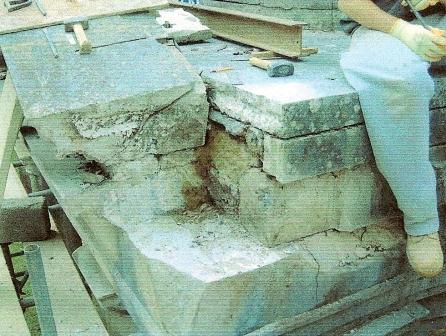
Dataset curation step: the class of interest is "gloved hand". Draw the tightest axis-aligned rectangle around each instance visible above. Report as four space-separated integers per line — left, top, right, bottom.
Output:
390 19 446 61
401 0 440 11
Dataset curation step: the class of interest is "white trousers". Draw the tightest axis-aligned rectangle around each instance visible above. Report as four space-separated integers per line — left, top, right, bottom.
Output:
340 14 446 235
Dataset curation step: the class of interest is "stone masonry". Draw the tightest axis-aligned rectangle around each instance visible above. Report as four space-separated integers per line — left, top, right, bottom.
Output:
4 9 446 336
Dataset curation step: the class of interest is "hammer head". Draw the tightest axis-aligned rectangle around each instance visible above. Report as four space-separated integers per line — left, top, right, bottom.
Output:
267 61 294 77
64 16 89 32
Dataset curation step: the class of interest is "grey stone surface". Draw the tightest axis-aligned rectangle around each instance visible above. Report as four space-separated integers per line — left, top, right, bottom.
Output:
0 16 209 173
239 166 398 246
26 130 407 336
345 303 430 336
263 125 373 183
180 34 446 141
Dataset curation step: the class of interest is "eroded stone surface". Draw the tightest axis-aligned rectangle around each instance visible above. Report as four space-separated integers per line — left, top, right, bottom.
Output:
26 131 408 336
81 204 405 336
1 20 209 177
239 166 399 246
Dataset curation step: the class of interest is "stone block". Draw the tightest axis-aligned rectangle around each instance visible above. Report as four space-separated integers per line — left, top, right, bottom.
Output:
94 208 405 336
263 125 374 184
239 166 398 247
25 132 408 336
1 21 209 175
156 8 213 43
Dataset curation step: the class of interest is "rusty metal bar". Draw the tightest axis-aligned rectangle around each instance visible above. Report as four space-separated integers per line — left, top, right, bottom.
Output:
168 0 306 58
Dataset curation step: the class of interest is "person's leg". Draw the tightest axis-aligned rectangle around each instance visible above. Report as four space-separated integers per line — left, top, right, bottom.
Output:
340 26 439 236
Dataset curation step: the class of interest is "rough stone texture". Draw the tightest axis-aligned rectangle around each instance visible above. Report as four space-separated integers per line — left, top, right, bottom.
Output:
239 166 399 246
197 122 261 211
263 126 374 183
26 132 407 336
156 8 213 43
86 206 405 336
0 16 209 177
345 303 430 336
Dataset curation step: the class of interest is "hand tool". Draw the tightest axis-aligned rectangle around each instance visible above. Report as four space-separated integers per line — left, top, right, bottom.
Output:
3 0 32 12
404 0 445 36
249 57 294 77
64 16 92 55
41 28 58 59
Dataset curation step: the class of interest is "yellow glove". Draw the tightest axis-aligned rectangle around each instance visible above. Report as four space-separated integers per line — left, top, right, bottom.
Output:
390 19 446 62
402 0 440 10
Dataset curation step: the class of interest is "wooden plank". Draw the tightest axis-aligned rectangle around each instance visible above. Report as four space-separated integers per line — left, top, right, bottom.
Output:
0 74 23 208
24 234 109 335
72 245 117 305
0 249 31 336
169 1 305 58
0 0 168 35
245 270 446 336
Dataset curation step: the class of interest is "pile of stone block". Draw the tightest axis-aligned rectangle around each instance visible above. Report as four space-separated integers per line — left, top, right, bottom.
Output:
3 9 446 336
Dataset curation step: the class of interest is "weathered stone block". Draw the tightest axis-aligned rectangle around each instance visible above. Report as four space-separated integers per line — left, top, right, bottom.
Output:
239 166 398 247
24 131 408 336
263 126 374 184
1 22 209 176
106 210 405 335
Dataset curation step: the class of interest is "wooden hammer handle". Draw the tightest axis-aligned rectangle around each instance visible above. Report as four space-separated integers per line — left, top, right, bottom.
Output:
73 23 92 54
249 57 271 70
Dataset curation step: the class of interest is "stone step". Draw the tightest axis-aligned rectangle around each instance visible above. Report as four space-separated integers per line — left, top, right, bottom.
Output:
179 35 446 184
76 201 406 336
0 15 209 179
24 129 408 335
201 122 401 245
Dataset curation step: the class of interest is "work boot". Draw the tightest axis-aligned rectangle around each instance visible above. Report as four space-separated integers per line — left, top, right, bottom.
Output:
406 232 444 278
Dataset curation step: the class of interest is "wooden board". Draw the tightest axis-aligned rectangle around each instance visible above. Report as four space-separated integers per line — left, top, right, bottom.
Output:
246 270 446 336
169 1 305 58
0 74 23 208
24 234 109 335
0 0 168 35
0 250 31 336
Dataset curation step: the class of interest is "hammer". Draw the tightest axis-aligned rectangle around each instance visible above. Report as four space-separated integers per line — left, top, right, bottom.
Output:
249 57 294 77
64 16 92 54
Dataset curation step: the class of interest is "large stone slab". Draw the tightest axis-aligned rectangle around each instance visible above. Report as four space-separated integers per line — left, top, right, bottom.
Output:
25 131 407 336
263 125 373 183
85 205 405 336
0 15 209 175
179 34 446 141
239 166 399 246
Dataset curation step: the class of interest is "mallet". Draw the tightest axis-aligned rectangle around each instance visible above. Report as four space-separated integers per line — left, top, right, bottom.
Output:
64 16 92 54
249 57 294 77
